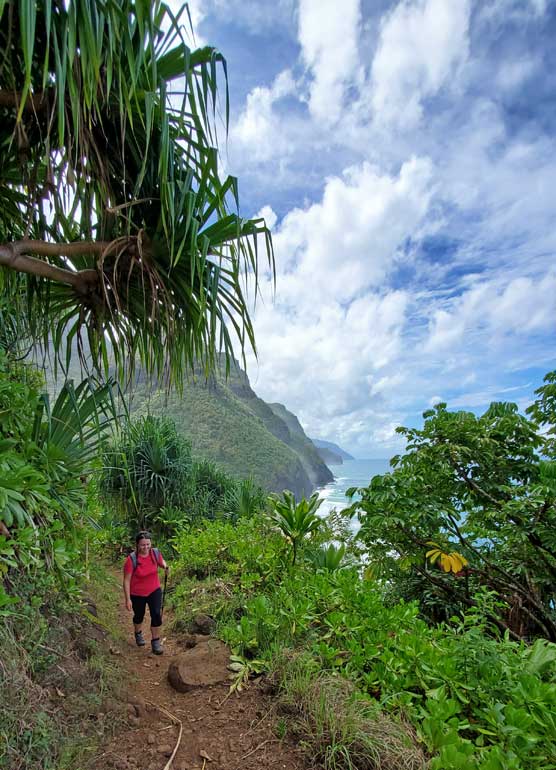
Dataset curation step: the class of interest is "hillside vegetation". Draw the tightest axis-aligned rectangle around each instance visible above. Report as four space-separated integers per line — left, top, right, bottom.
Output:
128 362 333 498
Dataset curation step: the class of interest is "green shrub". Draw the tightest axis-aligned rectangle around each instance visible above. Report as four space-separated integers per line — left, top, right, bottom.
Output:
101 414 193 529
172 516 556 770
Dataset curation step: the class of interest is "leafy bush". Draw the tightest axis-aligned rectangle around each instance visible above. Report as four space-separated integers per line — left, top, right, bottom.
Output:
347 388 556 641
171 515 556 770
268 490 323 564
101 415 268 537
171 517 286 583
0 354 117 601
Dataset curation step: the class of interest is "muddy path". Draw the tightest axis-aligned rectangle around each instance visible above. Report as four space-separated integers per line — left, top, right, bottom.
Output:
88 572 304 770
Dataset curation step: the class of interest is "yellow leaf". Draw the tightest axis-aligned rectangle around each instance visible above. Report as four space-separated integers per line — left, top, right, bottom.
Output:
449 552 468 573
428 549 441 565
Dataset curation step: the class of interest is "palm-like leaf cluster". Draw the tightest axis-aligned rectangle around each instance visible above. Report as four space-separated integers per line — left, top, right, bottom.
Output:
0 0 273 383
310 543 347 572
0 360 118 534
101 414 193 526
31 378 118 515
268 490 323 565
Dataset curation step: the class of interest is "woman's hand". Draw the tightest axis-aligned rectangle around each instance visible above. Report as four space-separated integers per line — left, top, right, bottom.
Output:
126 599 132 612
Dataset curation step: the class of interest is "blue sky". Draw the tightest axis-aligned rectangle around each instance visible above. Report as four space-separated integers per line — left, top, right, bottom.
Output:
183 0 556 458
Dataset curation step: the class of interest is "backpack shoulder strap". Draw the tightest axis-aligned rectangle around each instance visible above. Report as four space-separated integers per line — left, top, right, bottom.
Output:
152 547 160 566
130 551 138 571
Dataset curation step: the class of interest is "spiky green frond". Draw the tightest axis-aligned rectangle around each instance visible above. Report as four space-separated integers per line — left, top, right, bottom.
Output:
0 0 273 384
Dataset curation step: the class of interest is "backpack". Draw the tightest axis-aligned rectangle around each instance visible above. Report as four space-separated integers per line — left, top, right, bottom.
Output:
130 547 161 571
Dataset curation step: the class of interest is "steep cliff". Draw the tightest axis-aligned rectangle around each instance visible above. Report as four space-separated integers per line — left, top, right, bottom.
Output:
127 362 333 498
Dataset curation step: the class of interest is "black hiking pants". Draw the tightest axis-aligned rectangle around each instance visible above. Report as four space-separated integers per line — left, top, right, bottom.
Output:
131 588 162 627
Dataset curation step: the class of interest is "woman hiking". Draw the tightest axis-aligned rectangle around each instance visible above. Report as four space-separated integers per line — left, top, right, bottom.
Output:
123 531 168 655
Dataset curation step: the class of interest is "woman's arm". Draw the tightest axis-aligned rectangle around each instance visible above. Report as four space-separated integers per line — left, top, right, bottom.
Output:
157 551 168 571
123 570 132 611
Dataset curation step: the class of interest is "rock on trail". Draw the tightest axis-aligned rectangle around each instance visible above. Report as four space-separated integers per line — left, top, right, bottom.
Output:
168 638 230 692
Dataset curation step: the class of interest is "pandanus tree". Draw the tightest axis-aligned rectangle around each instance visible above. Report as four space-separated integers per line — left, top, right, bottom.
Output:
0 0 273 382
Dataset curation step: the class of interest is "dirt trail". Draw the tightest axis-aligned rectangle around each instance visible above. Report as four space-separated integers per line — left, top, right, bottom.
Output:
89 573 304 770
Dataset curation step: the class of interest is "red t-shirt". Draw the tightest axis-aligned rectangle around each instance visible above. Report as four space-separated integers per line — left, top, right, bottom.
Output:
124 549 164 597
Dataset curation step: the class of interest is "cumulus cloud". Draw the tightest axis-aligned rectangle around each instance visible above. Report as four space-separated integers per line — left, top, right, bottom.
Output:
371 0 471 129
231 70 297 162
240 157 437 453
256 205 278 231
272 156 434 302
298 0 362 123
245 288 410 453
202 0 556 455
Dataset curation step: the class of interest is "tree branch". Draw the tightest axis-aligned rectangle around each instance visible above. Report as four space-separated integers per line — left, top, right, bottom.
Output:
413 563 522 641
445 511 556 629
392 516 556 640
0 240 121 295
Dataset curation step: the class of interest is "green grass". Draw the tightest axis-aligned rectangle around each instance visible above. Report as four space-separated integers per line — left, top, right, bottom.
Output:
0 564 125 770
271 652 426 770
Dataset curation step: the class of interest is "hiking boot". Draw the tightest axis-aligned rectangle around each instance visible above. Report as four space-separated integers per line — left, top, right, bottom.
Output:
151 638 163 655
134 631 146 647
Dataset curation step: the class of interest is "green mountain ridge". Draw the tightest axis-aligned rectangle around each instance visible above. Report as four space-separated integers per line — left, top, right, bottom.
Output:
267 402 336 486
311 438 354 461
314 446 344 465
128 362 333 498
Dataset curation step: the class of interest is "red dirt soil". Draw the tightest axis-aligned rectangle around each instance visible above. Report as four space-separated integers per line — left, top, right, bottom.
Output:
88 581 305 770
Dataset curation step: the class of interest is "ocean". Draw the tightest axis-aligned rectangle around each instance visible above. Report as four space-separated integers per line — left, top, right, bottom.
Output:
317 458 392 517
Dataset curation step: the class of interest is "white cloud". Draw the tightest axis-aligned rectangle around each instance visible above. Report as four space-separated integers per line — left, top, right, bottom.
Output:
246 288 409 452
204 0 556 456
298 0 362 123
231 70 297 162
478 0 548 24
256 205 278 231
272 155 434 302
371 0 471 129
241 157 437 453
425 308 466 352
496 56 540 91
425 273 556 353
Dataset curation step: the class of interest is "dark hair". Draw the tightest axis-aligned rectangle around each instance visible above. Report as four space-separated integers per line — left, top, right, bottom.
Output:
135 530 152 544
